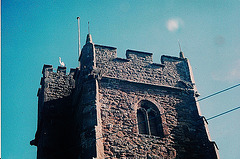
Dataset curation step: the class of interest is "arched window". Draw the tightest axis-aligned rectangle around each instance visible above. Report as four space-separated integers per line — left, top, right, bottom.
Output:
137 100 163 137
137 108 148 134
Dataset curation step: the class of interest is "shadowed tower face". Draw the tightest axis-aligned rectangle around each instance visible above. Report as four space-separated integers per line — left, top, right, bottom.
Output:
31 33 219 159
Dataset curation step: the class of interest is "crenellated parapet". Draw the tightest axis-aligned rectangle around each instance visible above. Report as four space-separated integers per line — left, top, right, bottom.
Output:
40 64 76 102
94 44 193 90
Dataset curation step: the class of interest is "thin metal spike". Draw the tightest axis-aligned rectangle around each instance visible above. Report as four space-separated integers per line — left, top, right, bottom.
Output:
77 17 81 62
178 40 182 52
88 21 90 34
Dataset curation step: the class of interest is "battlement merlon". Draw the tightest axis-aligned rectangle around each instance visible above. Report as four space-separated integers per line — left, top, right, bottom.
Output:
42 64 53 77
57 66 67 74
94 44 117 64
161 55 187 64
41 64 76 77
126 49 153 63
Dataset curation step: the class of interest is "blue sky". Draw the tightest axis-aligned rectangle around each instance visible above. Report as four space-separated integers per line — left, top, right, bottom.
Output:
2 0 240 158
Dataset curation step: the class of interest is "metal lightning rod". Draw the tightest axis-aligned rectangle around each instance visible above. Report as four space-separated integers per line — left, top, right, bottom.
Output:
178 40 182 52
88 21 90 34
77 17 81 59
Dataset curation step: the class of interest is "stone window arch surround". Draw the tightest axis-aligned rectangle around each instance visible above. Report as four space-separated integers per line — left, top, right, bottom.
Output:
135 99 165 137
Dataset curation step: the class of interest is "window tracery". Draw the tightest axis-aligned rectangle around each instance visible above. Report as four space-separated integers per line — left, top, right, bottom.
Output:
137 100 163 137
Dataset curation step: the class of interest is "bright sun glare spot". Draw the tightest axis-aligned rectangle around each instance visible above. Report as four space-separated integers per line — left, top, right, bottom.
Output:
166 18 183 32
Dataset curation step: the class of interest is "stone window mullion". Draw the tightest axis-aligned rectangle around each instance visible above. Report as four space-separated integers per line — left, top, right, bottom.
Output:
145 109 151 135
148 109 158 136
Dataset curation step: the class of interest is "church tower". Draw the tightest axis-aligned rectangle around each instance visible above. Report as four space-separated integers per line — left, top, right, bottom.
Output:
31 33 219 159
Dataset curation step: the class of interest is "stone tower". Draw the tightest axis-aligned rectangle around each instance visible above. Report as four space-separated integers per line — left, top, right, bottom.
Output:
31 33 219 159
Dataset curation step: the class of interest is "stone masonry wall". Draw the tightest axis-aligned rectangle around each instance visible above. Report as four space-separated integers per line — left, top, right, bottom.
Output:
99 78 217 159
35 65 77 159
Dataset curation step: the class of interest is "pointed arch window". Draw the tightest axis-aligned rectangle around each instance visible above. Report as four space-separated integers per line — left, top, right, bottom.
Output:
137 100 164 137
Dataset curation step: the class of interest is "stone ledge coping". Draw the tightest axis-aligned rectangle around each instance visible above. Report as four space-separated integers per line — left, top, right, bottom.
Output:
100 76 193 92
127 49 153 56
94 44 117 50
161 55 187 63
